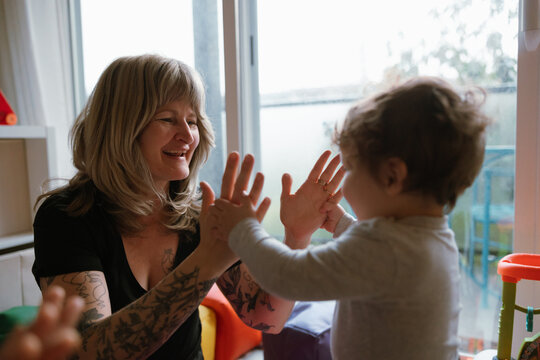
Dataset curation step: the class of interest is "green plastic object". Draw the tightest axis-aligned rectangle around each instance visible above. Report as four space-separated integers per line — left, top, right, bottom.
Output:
497 281 517 359
0 306 39 345
518 332 540 360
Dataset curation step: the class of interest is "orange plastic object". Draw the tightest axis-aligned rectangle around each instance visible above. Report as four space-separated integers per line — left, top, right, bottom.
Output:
201 284 262 360
497 253 540 283
0 90 17 125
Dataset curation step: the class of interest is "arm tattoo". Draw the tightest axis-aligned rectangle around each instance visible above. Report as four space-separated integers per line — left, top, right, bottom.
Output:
61 272 108 310
218 265 275 331
79 266 216 359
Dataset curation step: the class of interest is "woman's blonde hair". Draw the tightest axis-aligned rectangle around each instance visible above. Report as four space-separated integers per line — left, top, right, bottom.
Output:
38 54 215 234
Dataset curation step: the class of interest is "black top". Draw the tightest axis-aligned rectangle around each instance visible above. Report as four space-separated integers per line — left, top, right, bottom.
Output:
32 188 203 359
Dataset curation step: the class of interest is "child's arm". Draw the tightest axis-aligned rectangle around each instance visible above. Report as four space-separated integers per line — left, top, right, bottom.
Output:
212 197 393 301
280 151 345 248
213 152 293 333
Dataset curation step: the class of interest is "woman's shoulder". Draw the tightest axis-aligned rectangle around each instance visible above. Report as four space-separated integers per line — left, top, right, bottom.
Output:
34 185 103 226
35 188 76 219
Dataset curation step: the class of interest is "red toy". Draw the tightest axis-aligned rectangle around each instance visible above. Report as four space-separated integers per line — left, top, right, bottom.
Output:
0 90 17 125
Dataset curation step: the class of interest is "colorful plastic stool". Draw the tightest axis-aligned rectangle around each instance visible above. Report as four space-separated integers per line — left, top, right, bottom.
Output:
475 253 540 360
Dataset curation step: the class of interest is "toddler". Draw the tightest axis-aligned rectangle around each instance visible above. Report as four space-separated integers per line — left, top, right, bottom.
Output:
211 77 491 359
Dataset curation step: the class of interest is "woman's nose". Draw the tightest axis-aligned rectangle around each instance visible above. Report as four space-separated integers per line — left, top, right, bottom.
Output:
174 119 194 144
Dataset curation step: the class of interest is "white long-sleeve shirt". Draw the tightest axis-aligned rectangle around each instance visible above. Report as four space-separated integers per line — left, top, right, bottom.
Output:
228 214 460 360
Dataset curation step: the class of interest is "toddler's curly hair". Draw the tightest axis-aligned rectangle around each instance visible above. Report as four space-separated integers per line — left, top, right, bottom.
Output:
335 77 492 209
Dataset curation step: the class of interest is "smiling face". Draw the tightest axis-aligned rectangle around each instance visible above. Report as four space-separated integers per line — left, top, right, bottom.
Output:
138 99 200 190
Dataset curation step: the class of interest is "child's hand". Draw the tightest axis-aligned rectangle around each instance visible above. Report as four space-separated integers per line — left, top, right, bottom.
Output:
280 151 344 248
212 192 271 242
320 188 346 233
0 286 83 360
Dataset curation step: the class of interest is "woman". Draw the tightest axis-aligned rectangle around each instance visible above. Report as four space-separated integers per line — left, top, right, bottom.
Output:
31 54 297 359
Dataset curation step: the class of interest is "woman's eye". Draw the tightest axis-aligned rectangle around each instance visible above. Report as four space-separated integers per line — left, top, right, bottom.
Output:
158 118 174 123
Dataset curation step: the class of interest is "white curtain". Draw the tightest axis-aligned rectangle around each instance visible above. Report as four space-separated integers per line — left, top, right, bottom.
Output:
0 0 77 177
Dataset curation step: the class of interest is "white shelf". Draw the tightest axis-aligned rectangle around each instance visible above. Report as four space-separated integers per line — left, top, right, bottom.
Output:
0 125 47 139
0 231 33 252
0 125 55 253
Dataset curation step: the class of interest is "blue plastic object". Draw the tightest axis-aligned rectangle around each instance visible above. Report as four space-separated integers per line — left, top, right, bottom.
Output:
527 307 534 332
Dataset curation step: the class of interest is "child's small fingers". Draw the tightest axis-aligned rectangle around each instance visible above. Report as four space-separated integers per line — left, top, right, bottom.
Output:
41 328 81 360
31 286 67 337
30 302 59 340
60 296 84 327
0 326 42 360
42 286 65 305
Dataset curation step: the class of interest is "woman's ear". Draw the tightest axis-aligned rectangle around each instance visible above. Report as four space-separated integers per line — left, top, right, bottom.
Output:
380 157 407 196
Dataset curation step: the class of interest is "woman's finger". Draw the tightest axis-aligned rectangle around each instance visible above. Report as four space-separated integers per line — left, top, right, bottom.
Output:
325 165 345 194
306 150 331 182
280 173 293 202
200 181 216 212
329 188 344 204
214 198 230 211
232 154 254 203
255 197 272 222
248 172 265 204
318 153 341 184
220 152 240 200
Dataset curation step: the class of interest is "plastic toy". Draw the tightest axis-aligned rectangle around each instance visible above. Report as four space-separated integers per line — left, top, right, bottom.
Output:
475 253 540 360
0 90 17 125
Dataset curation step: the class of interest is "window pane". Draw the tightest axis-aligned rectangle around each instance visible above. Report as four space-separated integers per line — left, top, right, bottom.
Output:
256 0 517 354
79 0 225 188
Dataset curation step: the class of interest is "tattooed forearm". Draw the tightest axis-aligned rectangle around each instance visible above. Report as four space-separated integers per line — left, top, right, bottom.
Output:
79 266 216 359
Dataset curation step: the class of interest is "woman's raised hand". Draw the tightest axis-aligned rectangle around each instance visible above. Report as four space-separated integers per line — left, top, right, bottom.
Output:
219 152 270 222
280 150 345 248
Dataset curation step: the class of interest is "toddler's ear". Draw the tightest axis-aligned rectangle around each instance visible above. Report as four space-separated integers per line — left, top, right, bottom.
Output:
381 157 407 196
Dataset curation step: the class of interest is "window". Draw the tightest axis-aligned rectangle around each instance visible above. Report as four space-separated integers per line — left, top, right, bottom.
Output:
73 0 539 356
254 0 517 355
78 0 226 189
